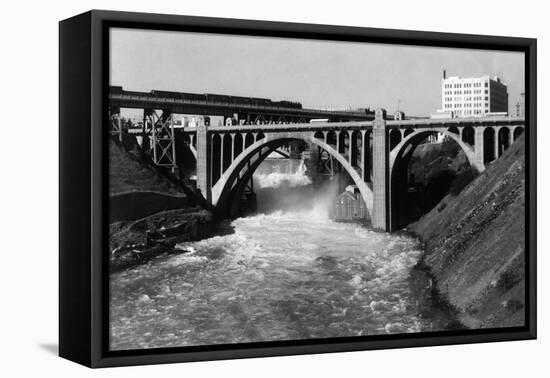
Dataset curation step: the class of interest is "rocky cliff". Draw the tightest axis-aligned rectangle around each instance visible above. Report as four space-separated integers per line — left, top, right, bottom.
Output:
409 136 526 329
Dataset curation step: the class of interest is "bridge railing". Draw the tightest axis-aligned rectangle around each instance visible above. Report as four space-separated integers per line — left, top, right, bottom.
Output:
124 115 525 136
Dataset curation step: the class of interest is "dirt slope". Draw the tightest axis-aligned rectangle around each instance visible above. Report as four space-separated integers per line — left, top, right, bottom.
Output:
109 137 185 196
409 135 526 329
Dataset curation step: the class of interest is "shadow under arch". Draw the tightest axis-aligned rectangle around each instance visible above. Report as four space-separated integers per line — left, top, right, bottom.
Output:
174 131 198 176
211 133 374 218
390 128 482 173
389 128 482 230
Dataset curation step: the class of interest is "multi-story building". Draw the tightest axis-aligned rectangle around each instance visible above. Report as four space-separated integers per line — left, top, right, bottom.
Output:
440 74 508 118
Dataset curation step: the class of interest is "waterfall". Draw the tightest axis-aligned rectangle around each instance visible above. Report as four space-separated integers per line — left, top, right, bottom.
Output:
254 158 312 188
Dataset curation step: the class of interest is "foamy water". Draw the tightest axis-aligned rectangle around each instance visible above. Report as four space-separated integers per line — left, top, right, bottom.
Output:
109 158 454 351
110 208 455 350
254 158 312 188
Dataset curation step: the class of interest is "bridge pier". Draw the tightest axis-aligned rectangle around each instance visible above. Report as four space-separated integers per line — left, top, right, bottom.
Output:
150 111 177 173
474 128 485 170
196 123 211 201
372 109 389 231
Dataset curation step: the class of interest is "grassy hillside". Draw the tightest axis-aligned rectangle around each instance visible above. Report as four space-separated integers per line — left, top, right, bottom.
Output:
109 137 185 196
409 135 526 329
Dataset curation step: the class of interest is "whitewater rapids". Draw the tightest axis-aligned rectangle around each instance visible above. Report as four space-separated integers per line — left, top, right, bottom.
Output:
109 158 454 350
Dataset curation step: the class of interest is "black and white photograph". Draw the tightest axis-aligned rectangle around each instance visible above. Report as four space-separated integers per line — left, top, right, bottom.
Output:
3 0 550 373
107 26 528 351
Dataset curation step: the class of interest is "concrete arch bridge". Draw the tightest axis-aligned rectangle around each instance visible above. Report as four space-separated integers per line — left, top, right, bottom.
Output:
115 108 524 231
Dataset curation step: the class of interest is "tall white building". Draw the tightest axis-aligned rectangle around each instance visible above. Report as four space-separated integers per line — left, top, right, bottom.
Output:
440 75 508 118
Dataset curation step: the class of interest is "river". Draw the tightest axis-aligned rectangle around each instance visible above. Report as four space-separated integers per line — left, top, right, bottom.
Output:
110 158 457 351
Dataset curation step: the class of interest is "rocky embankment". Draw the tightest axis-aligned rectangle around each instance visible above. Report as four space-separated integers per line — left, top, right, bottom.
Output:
109 208 232 273
110 135 185 196
109 135 226 272
409 136 526 329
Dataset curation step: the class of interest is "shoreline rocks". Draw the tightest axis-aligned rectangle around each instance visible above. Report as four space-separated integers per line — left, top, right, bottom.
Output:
109 208 233 273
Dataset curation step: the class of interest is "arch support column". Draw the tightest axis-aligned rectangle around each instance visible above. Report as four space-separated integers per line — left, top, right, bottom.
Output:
372 109 389 231
494 126 500 160
361 130 366 181
196 124 211 201
230 133 235 162
474 127 485 170
220 134 225 175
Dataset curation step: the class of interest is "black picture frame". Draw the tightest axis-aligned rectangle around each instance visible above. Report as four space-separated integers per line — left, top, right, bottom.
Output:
59 9 537 368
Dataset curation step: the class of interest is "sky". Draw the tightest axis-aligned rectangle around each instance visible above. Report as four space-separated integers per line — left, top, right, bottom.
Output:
110 28 524 117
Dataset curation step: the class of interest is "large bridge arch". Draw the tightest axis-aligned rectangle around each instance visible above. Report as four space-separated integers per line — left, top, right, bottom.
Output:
389 128 482 173
211 131 374 217
388 128 482 230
